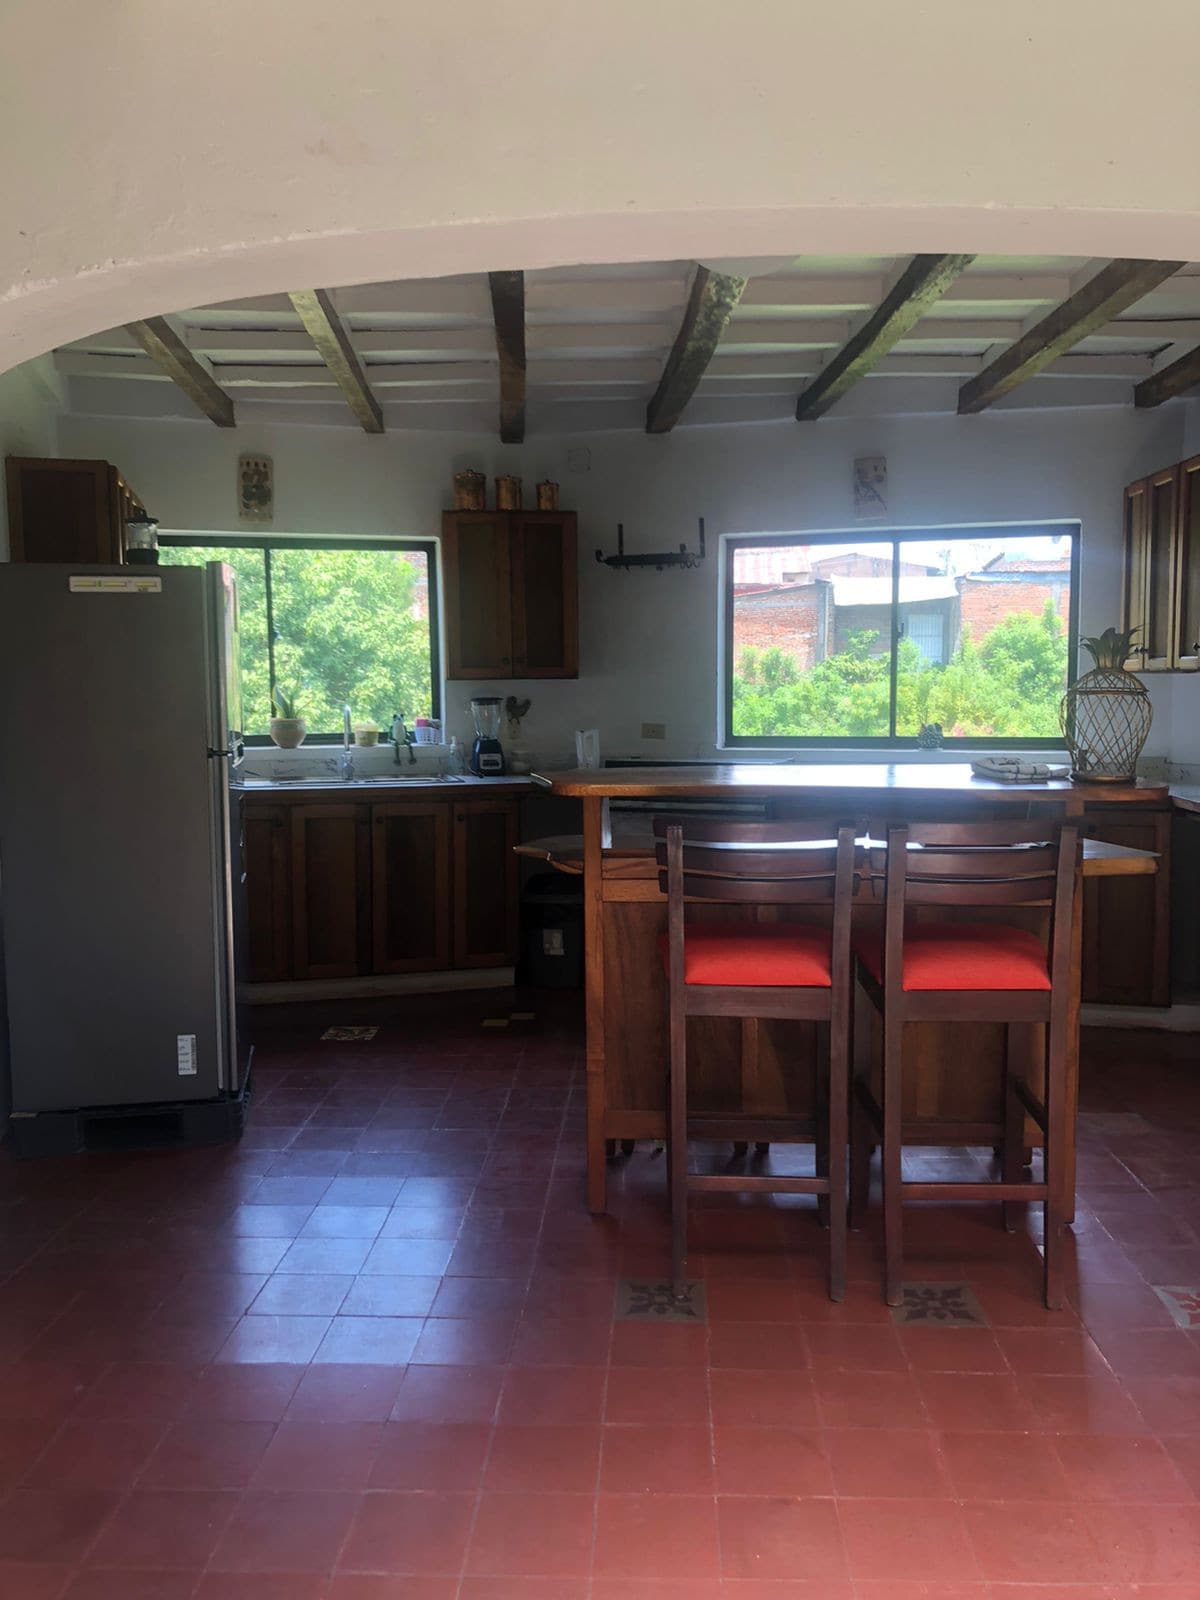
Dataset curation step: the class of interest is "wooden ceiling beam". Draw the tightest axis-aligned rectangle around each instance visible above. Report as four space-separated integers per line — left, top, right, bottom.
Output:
646 266 748 433
288 289 384 433
488 271 527 444
125 316 235 427
1134 340 1200 408
957 260 1185 414
794 255 976 420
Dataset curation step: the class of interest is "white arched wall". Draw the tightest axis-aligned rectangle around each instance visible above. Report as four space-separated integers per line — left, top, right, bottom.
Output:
5 0 1200 370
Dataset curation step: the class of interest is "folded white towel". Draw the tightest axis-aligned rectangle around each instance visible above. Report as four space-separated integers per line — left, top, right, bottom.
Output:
971 757 1070 784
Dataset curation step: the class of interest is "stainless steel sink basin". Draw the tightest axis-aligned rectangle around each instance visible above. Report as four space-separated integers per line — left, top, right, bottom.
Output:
241 775 464 789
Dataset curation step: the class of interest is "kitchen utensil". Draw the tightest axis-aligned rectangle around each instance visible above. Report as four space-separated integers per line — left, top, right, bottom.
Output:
470 696 506 775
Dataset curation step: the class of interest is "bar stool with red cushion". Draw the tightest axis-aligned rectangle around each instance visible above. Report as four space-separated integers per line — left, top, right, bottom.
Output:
849 819 1079 1310
655 817 858 1301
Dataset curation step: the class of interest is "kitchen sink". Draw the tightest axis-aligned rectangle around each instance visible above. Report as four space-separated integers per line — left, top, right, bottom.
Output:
241 775 465 788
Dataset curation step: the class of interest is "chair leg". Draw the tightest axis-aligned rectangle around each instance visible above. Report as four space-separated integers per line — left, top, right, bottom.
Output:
1043 1017 1068 1311
668 993 690 1289
826 1009 848 1303
1002 1024 1030 1235
881 1012 905 1307
848 983 871 1229
815 1021 831 1229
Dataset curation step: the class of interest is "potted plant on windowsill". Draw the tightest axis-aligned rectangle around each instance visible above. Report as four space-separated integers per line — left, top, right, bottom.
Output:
269 686 307 749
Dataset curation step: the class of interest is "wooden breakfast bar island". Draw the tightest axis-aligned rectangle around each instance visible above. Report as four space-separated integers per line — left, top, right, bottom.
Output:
529 763 1163 1220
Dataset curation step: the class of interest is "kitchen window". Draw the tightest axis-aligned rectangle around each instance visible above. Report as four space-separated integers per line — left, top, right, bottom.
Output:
159 536 441 742
723 524 1079 748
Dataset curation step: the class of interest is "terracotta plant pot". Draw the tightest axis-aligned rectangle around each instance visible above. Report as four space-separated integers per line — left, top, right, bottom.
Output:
269 717 306 749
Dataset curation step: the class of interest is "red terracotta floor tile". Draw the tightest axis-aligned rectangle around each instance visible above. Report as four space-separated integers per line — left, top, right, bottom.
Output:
409 1315 515 1366
1163 1433 1200 1495
461 1581 588 1600
713 1424 832 1496
22 1417 164 1490
709 1367 817 1428
329 1579 458 1600
601 1423 714 1493
1079 1499 1200 1584
992 1325 1110 1374
370 1421 491 1489
313 1316 423 1365
146 1419 275 1488
716 1495 845 1582
595 1492 721 1582
509 1314 612 1366
939 1429 1072 1499
838 1497 980 1583
1053 1431 1196 1500
605 1365 711 1426
487 1423 602 1492
0 1363 104 1423
286 1363 406 1421
814 1368 926 1429
86 1487 237 1569
707 1321 804 1372
825 1425 948 1498
390 1365 504 1423
610 1320 709 1368
915 1371 1035 1432
194 1577 329 1600
216 1314 332 1364
898 1326 1007 1372
1019 1372 1151 1434
465 1491 595 1578
338 1491 474 1575
498 1366 606 1425
182 1364 302 1421
63 1573 199 1599
211 1488 361 1573
251 1420 384 1488
248 1273 354 1315
962 1501 1106 1584
0 1487 120 1565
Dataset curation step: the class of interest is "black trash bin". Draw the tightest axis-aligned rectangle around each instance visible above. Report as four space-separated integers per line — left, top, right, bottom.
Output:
521 871 584 989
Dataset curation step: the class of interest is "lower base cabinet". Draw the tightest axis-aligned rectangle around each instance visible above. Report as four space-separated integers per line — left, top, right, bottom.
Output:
242 796 520 982
1082 805 1172 1007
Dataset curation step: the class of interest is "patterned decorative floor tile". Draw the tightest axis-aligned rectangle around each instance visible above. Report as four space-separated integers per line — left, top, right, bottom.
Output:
614 1278 707 1323
893 1282 988 1327
1151 1284 1200 1330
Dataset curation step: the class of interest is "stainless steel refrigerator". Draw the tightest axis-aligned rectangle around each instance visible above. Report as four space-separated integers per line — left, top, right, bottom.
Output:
0 562 251 1153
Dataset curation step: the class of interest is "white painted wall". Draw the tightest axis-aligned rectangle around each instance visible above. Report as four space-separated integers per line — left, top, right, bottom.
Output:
58 404 1190 762
0 359 60 557
6 2 1200 371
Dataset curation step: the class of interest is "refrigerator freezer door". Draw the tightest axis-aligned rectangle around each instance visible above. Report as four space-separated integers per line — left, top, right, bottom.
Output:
0 565 226 1110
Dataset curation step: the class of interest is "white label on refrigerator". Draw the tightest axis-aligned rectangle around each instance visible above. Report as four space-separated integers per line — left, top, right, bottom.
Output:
176 1035 198 1076
69 575 163 593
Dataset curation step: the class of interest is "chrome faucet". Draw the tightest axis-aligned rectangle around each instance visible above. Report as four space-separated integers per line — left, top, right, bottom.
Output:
340 704 355 781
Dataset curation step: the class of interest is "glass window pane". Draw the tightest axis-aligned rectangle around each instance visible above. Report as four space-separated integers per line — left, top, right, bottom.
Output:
730 540 893 738
159 545 271 734
269 547 434 734
893 533 1071 739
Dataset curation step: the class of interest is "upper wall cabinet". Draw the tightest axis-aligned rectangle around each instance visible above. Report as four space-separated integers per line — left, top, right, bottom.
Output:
1122 457 1200 672
442 509 578 679
5 456 143 565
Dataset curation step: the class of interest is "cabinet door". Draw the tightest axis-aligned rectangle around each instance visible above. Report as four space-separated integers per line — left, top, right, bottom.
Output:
5 457 121 563
371 803 452 972
1144 466 1179 671
1121 478 1149 670
243 803 292 982
452 800 519 968
1174 454 1200 670
510 512 579 677
442 512 513 677
1082 808 1171 1007
291 804 370 979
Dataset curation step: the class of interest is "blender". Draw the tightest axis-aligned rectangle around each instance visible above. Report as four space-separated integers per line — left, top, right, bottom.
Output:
469 696 506 775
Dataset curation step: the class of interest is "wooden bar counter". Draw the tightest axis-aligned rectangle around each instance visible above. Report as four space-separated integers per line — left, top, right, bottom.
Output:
531 764 1163 1215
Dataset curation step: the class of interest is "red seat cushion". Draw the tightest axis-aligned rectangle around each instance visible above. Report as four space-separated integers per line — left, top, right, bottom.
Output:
855 921 1051 992
659 921 833 987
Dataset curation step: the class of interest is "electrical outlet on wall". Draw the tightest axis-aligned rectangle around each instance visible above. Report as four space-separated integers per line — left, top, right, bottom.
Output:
641 722 666 740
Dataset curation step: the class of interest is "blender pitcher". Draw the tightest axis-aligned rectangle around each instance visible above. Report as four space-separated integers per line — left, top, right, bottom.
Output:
469 696 506 775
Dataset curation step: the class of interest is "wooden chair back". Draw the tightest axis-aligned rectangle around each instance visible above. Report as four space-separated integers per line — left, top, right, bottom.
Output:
866 819 1080 990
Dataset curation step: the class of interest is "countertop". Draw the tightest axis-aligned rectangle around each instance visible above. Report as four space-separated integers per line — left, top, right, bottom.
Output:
534 762 1169 804
237 773 533 800
1170 784 1200 815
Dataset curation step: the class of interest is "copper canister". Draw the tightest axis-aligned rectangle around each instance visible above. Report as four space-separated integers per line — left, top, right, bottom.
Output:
535 480 559 511
453 470 486 511
495 475 523 511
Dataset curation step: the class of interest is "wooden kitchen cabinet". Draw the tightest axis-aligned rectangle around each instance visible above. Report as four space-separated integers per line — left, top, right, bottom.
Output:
453 801 520 968
442 509 577 679
1121 457 1200 671
291 803 371 979
5 456 144 564
1082 806 1172 1007
372 803 452 972
242 803 292 982
243 793 521 983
